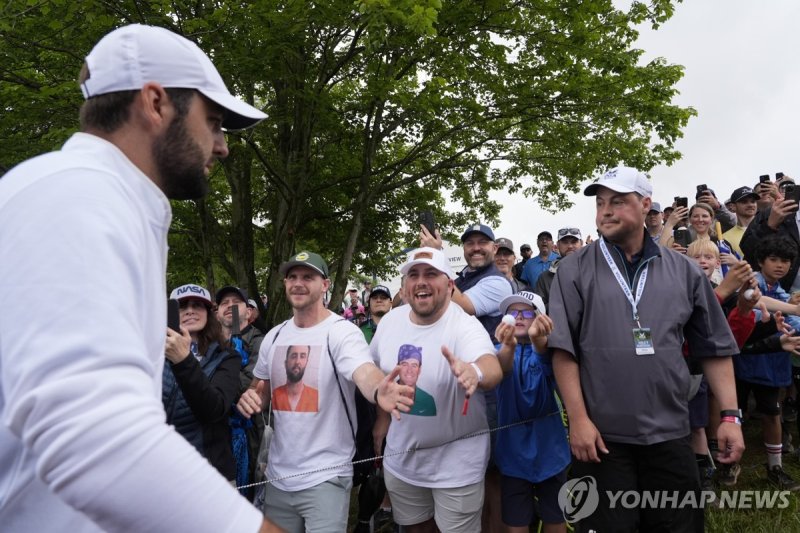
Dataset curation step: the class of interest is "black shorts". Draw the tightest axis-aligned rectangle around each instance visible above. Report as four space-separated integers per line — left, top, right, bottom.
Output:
736 379 780 416
688 377 709 429
500 469 567 526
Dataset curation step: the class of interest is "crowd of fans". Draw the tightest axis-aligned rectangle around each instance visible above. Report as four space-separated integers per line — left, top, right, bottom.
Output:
158 172 800 532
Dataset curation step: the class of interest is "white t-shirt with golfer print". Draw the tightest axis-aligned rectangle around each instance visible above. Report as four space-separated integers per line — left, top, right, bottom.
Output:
371 303 496 488
254 313 372 491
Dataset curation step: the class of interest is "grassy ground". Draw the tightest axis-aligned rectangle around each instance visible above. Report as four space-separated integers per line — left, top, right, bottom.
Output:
705 415 800 532
348 416 800 532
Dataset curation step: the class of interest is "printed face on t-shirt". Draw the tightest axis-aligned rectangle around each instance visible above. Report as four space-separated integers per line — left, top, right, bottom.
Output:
271 344 321 412
395 344 437 417
285 345 310 383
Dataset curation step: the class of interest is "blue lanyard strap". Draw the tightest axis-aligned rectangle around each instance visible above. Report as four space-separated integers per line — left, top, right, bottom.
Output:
599 238 648 326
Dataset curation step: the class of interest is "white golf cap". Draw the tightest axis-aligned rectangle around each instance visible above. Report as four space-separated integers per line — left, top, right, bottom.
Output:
499 291 546 316
584 166 652 198
400 247 456 280
81 24 266 131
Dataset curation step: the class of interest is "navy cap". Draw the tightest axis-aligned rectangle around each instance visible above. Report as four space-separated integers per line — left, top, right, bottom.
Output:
370 285 392 299
460 223 495 242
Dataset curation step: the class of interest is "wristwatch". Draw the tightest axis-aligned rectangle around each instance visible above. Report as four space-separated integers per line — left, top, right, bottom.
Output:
720 409 743 425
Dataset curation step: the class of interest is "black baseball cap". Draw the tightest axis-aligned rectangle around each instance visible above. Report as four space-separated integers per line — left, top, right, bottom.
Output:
215 285 248 304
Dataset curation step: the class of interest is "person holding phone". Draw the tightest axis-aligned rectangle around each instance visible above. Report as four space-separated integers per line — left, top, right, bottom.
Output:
695 187 737 233
163 284 241 482
741 180 800 294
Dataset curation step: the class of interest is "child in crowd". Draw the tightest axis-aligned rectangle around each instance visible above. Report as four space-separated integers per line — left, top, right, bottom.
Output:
686 240 761 489
734 234 800 490
493 291 569 533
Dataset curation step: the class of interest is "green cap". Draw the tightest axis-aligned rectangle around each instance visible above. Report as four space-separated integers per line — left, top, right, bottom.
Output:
279 251 329 278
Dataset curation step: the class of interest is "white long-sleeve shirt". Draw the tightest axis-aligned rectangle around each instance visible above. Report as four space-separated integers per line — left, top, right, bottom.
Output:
0 133 261 532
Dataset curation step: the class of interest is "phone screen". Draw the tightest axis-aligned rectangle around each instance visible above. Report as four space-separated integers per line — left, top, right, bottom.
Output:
418 210 436 235
167 299 180 332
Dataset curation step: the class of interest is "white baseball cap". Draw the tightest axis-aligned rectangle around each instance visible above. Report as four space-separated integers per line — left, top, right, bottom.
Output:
584 166 652 198
499 291 546 316
169 284 212 306
400 247 456 280
81 24 266 131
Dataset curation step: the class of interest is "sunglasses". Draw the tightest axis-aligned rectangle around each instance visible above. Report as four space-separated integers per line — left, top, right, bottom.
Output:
508 309 536 319
558 228 580 238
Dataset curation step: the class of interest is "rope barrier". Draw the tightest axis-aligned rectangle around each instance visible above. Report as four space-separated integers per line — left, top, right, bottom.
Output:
237 408 563 491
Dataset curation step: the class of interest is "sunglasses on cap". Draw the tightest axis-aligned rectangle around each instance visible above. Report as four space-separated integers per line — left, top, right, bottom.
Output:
508 309 536 319
557 228 580 238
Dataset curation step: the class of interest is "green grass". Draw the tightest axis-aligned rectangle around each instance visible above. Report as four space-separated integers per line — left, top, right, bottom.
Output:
347 414 800 532
705 417 800 532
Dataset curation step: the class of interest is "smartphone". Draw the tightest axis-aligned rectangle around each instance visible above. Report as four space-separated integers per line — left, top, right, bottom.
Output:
418 210 436 235
675 196 688 209
759 174 771 183
696 184 708 195
784 183 800 205
167 298 180 332
777 172 785 180
673 228 691 248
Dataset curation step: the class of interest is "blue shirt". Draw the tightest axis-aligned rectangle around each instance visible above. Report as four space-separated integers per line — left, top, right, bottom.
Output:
494 343 570 483
520 251 559 287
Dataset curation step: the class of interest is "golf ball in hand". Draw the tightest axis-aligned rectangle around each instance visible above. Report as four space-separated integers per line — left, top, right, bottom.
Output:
502 314 516 326
744 289 755 301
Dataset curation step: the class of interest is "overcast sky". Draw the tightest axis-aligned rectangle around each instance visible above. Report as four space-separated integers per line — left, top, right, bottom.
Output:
489 0 800 254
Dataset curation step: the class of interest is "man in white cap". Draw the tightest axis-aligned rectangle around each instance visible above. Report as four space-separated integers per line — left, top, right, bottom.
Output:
0 24 279 532
371 247 503 533
547 166 744 532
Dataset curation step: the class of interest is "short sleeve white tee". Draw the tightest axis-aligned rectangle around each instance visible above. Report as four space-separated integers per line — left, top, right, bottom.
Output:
463 275 513 317
370 304 496 488
254 313 373 491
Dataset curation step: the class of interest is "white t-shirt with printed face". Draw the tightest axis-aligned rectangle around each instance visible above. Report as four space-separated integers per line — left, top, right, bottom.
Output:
371 303 497 488
254 313 372 491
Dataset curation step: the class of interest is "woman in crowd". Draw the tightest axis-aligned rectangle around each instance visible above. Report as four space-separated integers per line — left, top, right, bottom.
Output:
661 202 737 282
163 284 241 482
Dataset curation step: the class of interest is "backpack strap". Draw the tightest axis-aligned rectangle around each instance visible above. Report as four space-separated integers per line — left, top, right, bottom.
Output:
326 319 357 444
259 319 290 428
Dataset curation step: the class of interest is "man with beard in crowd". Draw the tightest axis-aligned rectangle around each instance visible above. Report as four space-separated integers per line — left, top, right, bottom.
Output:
272 345 319 412
0 24 280 532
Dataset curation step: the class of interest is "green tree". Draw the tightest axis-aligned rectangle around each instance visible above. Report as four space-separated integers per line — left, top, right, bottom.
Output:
0 0 693 325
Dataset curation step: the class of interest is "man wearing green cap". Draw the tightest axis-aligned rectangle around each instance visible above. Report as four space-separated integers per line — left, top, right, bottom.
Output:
237 251 415 531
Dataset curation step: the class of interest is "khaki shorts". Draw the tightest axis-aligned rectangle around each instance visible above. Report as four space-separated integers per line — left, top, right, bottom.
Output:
384 469 484 533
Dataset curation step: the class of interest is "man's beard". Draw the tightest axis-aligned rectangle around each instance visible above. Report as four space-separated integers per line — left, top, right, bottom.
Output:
153 113 209 200
286 366 305 384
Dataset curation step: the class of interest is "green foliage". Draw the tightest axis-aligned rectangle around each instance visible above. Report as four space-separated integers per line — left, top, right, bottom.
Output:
0 0 694 324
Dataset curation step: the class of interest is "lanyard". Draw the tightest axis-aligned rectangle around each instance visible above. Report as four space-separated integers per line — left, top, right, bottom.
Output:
599 238 648 326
